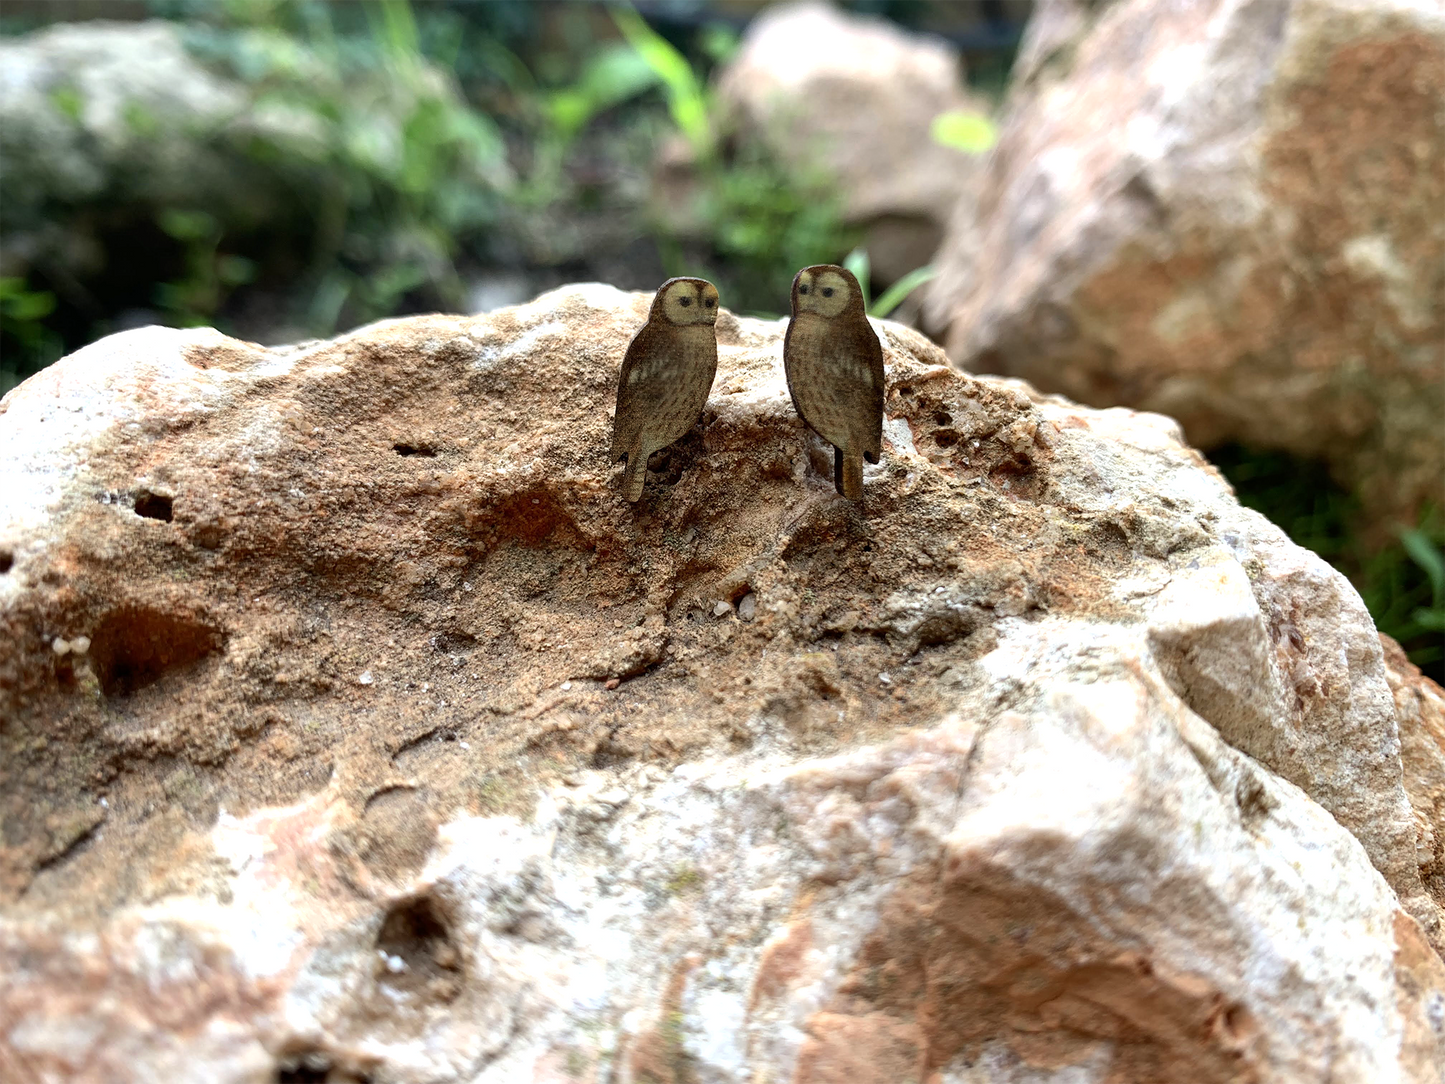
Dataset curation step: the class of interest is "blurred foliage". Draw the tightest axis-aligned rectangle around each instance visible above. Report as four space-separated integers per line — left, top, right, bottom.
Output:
1212 445 1445 681
155 208 257 327
0 278 61 394
607 7 854 315
613 7 711 157
174 0 509 331
843 248 937 319
676 141 854 316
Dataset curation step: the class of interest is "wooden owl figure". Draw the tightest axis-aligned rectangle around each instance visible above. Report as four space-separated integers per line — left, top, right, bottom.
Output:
783 264 884 500
610 277 720 502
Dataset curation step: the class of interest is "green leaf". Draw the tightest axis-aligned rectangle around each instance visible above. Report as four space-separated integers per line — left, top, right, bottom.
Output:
843 248 871 309
1400 526 1445 599
547 45 659 142
6 291 58 322
372 0 420 65
123 100 160 137
1413 607 1445 631
612 6 712 154
158 209 220 242
698 23 739 65
930 111 997 154
49 85 83 122
870 265 937 319
217 255 257 287
309 271 352 334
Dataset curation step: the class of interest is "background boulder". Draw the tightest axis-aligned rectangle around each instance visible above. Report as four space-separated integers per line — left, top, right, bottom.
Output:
0 17 508 358
1 287 1441 1081
713 1 994 284
921 0 1445 531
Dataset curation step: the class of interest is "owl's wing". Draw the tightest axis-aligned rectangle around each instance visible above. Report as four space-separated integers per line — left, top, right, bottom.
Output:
611 321 660 458
781 317 813 423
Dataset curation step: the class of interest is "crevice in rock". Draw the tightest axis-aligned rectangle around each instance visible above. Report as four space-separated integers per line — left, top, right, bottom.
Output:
88 606 224 697
274 1051 371 1083
32 816 103 876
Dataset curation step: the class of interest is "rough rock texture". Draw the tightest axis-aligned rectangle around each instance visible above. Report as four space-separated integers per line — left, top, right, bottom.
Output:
1 287 1443 1082
713 1 992 283
921 0 1445 529
1383 633 1445 927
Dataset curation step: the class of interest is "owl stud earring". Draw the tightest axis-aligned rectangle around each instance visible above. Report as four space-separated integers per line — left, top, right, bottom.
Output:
610 277 721 502
782 265 884 500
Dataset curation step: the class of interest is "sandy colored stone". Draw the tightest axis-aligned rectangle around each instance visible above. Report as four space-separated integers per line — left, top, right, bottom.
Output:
922 0 1445 530
0 286 1441 1081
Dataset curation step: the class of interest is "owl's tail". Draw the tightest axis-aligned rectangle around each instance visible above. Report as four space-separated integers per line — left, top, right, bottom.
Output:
835 448 864 501
621 446 649 502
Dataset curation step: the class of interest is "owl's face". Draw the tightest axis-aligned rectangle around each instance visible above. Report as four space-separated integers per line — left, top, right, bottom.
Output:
658 278 720 326
792 266 858 319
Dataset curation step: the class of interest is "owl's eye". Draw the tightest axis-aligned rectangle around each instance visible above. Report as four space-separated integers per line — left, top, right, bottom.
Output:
798 285 809 294
679 297 692 307
822 287 834 298
705 298 715 308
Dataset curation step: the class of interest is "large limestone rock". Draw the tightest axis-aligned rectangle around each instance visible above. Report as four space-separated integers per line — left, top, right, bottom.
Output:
921 0 1445 529
713 2 993 283
1 287 1442 1081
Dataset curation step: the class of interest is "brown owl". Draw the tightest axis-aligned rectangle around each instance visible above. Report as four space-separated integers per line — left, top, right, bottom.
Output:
610 277 720 502
783 265 884 500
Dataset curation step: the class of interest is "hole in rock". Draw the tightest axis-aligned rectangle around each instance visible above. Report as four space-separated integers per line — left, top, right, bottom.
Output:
89 606 223 697
275 1054 364 1084
489 490 572 545
376 892 460 985
430 631 477 654
934 411 953 426
393 442 436 457
0 549 12 573
275 1062 328 1083
933 428 960 449
133 490 173 522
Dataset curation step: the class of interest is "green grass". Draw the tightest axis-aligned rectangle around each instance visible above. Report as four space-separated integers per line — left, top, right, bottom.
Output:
1210 445 1444 682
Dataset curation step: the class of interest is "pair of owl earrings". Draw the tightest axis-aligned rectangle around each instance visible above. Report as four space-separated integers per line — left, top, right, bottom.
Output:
610 266 884 502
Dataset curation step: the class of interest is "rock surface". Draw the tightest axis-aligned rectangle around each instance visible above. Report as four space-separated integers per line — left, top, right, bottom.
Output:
713 1 993 284
921 0 1445 529
1383 633 1445 927
1 286 1443 1082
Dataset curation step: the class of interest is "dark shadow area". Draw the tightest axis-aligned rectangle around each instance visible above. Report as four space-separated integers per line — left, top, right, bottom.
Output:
1210 444 1443 682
